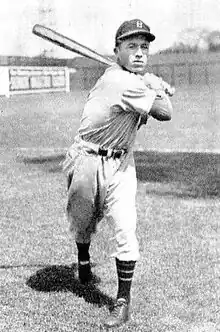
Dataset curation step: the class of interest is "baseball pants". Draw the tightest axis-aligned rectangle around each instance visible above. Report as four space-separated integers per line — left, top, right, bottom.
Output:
63 139 140 261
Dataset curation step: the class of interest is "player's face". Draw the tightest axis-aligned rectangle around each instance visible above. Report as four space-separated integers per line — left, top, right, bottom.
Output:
115 35 150 75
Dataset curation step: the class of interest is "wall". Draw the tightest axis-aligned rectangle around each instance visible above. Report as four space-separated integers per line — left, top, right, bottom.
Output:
1 53 220 92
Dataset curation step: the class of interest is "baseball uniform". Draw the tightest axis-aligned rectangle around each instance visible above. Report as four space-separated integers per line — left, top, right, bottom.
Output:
63 63 172 261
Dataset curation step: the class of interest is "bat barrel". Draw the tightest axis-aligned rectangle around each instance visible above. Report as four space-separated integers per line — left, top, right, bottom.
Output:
32 24 114 67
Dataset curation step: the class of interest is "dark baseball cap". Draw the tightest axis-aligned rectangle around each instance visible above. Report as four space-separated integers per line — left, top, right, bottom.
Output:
115 19 155 43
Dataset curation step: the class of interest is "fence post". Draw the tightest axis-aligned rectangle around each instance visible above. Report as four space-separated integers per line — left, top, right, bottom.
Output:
188 64 192 85
205 64 209 86
171 64 175 86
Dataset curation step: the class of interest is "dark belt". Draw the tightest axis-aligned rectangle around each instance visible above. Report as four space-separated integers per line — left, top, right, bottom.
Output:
98 147 128 159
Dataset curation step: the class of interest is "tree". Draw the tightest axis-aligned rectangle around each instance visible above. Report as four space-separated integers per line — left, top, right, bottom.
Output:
159 28 220 54
208 31 220 51
175 27 210 52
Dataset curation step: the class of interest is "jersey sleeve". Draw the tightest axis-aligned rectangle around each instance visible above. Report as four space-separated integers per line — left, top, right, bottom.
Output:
103 66 157 116
120 86 157 115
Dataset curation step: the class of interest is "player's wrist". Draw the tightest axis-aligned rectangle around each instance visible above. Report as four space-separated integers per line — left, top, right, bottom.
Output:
143 73 163 90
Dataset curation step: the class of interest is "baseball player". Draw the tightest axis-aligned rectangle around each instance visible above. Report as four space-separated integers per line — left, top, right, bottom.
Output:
63 19 173 328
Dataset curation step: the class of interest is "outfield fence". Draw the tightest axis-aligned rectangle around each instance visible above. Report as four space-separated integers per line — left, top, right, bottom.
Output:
68 60 220 91
151 61 220 86
1 55 220 95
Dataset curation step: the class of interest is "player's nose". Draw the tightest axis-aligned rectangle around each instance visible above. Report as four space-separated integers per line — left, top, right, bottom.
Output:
135 47 143 57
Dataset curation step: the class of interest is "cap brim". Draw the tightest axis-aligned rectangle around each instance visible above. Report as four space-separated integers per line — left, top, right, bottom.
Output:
117 29 155 42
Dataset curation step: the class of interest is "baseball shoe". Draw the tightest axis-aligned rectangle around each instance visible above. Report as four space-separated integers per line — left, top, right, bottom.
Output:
78 261 92 284
103 298 130 328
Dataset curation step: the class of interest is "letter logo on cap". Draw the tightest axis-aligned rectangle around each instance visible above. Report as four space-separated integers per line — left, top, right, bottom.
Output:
137 21 143 28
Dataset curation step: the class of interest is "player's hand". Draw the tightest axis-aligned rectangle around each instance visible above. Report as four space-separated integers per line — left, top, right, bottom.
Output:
143 73 163 90
160 80 176 97
143 73 175 97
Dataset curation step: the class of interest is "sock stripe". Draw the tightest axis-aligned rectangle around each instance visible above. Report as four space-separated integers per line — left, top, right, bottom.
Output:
118 277 133 282
79 260 90 265
118 269 135 274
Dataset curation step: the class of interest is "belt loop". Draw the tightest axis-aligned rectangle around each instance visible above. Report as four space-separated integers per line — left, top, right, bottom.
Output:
107 148 113 157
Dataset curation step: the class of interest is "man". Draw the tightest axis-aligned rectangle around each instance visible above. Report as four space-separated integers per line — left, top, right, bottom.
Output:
63 19 173 328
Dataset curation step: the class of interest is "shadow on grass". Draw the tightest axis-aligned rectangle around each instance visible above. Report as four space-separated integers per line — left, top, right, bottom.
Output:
135 151 220 199
0 264 48 269
16 153 65 174
20 154 65 173
21 154 65 165
19 151 220 199
26 264 114 308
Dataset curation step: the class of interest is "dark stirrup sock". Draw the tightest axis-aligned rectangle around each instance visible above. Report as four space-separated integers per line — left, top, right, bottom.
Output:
76 242 91 263
116 258 136 302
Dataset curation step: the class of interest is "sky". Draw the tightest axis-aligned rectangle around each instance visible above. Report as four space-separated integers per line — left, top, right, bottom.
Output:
0 0 220 58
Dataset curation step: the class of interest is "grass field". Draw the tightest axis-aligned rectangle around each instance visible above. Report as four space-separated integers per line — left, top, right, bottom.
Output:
0 85 220 332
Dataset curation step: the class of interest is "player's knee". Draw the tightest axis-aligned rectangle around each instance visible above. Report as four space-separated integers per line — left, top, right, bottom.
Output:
115 228 140 261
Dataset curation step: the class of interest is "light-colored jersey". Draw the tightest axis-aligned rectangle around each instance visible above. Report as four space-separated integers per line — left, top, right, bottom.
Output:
77 64 157 150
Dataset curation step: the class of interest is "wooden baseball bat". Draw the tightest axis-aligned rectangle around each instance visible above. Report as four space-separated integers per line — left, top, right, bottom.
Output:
32 24 114 66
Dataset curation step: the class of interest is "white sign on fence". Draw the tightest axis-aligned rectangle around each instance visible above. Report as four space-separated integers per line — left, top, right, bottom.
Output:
0 67 10 97
0 66 70 96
